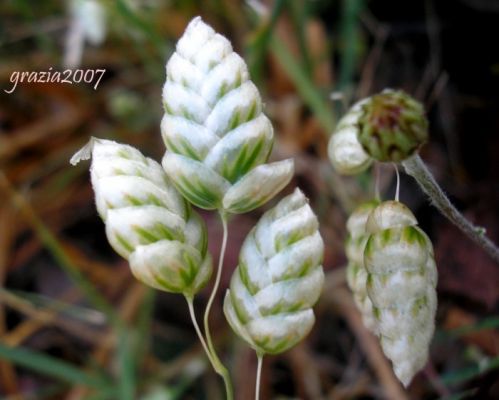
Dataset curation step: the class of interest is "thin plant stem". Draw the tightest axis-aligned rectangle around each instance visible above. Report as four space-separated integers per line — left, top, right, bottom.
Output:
185 296 216 368
393 163 400 202
402 154 499 263
202 211 233 399
255 353 264 400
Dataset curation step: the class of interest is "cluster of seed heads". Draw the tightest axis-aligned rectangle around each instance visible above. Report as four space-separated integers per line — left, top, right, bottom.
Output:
71 15 441 395
72 17 324 398
333 91 437 386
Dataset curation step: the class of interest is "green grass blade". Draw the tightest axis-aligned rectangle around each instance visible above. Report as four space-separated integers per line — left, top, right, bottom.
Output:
247 0 287 83
116 289 156 400
0 343 111 389
117 330 136 400
448 317 499 337
439 388 478 400
114 0 166 56
269 37 335 133
0 288 106 326
338 0 365 91
440 356 499 385
289 0 313 78
135 289 156 363
114 0 168 81
435 316 499 342
0 172 122 328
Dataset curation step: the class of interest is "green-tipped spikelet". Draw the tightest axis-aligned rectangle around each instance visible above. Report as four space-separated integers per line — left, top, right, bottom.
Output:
223 189 324 355
161 17 293 213
358 89 428 162
364 200 437 386
345 201 379 333
70 138 212 298
328 98 373 175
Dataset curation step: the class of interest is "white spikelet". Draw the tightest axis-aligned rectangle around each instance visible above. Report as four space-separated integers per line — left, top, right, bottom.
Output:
161 17 294 213
223 189 324 355
345 201 379 333
65 0 107 68
328 98 372 175
71 0 106 46
72 138 212 298
364 201 437 386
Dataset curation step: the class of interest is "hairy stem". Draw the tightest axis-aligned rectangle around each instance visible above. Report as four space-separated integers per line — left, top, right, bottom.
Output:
255 353 263 400
402 154 499 263
203 211 233 399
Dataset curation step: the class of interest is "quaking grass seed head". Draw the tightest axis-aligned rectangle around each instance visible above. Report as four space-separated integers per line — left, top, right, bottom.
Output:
364 200 437 386
161 17 294 213
71 138 213 298
357 89 428 162
223 188 324 355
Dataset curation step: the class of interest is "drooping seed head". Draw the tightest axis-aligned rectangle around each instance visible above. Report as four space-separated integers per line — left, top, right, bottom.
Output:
71 138 212 298
364 200 437 386
223 189 324 355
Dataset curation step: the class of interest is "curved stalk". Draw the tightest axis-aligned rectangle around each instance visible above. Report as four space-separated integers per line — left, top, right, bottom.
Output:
402 154 499 263
393 163 400 202
203 211 233 399
185 296 215 368
255 353 264 400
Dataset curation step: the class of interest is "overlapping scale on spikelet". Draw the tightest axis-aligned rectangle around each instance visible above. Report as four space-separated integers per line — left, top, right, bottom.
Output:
345 201 379 333
364 201 437 386
223 189 324 355
161 17 293 213
72 138 212 298
328 98 372 175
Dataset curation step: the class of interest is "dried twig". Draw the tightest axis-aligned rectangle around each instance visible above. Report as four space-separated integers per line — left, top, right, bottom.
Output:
323 274 409 400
